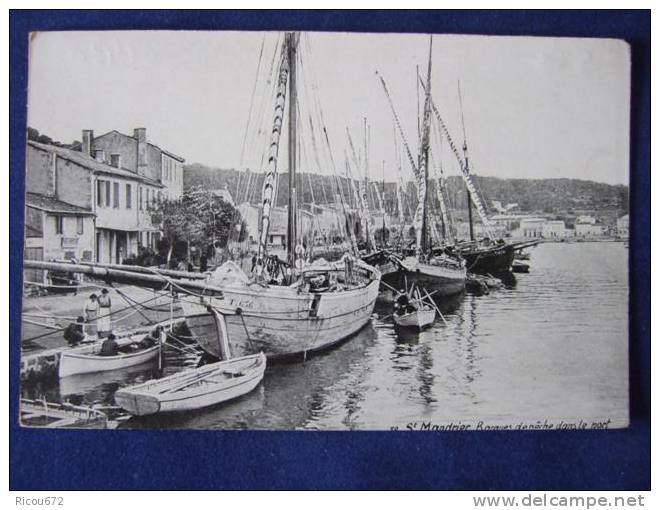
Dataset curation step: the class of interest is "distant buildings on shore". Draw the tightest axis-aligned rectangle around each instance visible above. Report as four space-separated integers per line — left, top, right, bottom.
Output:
24 128 185 280
488 212 628 240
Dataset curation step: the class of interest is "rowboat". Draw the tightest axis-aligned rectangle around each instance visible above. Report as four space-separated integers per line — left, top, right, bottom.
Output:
392 284 437 330
394 307 436 330
58 333 160 378
20 398 108 429
114 352 266 416
512 260 530 273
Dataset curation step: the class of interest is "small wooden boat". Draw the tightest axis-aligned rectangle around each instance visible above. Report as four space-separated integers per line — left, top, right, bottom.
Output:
114 352 266 416
512 260 530 273
392 284 436 330
394 307 436 329
58 333 160 378
20 398 108 428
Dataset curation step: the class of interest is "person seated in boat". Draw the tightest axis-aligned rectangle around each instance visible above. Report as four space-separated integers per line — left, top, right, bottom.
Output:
139 326 162 349
99 333 119 357
63 316 86 347
394 293 415 315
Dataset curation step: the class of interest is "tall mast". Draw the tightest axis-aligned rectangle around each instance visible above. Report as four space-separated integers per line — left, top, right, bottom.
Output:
458 80 474 242
257 38 289 265
418 76 495 239
418 36 433 256
381 160 386 243
287 32 299 266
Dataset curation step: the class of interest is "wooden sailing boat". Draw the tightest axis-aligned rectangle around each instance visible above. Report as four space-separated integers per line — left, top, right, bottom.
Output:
179 32 381 359
378 37 467 297
24 33 381 361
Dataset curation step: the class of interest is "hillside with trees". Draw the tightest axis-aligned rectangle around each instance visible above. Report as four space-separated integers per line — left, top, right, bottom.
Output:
184 163 629 220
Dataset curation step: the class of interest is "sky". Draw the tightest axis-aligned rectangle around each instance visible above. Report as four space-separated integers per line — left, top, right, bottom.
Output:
27 31 630 185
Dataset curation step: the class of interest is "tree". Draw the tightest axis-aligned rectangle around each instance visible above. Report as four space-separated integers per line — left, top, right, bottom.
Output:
149 187 247 266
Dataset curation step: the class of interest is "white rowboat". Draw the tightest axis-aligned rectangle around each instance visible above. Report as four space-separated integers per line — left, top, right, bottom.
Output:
114 353 266 416
393 307 436 330
58 334 160 378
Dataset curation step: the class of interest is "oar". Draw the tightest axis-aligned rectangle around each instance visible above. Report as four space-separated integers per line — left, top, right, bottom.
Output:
423 288 448 326
380 280 403 295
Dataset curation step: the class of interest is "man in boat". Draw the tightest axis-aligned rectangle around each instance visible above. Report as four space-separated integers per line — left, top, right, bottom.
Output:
139 326 162 348
97 288 112 338
63 316 86 347
99 333 119 356
394 293 415 316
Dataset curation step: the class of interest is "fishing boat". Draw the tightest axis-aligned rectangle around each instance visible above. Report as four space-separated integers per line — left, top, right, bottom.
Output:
392 285 436 330
58 333 160 377
459 240 516 275
378 37 467 297
181 32 380 359
20 398 108 428
24 33 381 362
114 353 266 416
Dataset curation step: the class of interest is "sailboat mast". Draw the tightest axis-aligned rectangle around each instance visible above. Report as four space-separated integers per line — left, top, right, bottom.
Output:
419 36 433 255
257 38 289 265
287 32 299 266
458 80 474 242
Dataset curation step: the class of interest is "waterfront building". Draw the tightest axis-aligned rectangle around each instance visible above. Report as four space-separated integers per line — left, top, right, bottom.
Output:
616 214 629 238
575 222 606 237
73 128 184 200
542 220 567 239
26 140 165 266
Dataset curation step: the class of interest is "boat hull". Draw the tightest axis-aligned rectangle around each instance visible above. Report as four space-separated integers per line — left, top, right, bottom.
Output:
461 244 515 275
58 335 159 377
114 353 266 416
393 308 435 329
180 279 381 359
385 259 466 297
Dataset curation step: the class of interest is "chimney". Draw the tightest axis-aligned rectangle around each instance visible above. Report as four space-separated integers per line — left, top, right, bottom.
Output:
134 128 148 176
82 129 94 155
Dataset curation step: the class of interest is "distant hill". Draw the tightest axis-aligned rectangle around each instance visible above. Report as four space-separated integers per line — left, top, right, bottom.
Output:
184 163 629 222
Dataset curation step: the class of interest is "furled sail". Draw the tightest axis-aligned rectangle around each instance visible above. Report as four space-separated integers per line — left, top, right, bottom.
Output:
257 43 289 263
420 78 495 239
414 37 434 257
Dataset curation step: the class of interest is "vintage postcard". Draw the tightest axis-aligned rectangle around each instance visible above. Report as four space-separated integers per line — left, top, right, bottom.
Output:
20 30 630 431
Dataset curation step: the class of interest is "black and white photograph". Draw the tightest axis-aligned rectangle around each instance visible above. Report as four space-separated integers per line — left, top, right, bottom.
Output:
19 29 630 432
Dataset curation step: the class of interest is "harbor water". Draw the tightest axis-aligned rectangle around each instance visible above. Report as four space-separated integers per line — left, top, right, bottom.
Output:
22 242 629 430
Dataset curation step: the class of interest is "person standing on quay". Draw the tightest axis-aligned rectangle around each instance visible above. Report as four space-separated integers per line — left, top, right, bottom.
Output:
83 293 99 341
97 288 112 338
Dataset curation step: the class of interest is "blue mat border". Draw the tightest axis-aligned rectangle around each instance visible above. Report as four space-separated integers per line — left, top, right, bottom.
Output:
9 10 650 490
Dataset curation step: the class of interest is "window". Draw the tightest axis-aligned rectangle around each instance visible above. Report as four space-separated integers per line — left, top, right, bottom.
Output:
105 180 111 206
76 217 84 235
93 149 105 162
139 187 143 210
157 191 162 202
126 184 132 209
25 207 43 237
55 215 63 234
110 154 121 168
113 182 120 208
96 180 103 206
